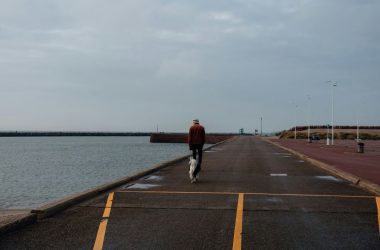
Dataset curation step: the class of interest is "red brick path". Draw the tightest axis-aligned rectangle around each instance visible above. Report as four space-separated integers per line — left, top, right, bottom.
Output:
270 139 380 185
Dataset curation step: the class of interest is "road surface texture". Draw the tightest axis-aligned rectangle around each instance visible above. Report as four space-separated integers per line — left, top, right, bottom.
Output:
0 136 379 249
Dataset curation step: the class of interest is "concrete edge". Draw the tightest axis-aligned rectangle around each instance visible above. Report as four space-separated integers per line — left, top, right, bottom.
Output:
30 136 237 220
0 213 37 236
261 137 380 196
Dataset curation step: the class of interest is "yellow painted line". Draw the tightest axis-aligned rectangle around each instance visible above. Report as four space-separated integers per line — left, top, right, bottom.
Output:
244 192 374 199
376 197 380 234
93 192 114 250
103 192 114 218
93 219 108 250
232 193 244 250
118 190 374 199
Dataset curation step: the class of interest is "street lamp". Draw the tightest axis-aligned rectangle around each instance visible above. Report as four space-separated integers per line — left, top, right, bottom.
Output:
326 123 330 145
327 80 337 145
307 95 311 142
292 102 298 140
356 118 360 142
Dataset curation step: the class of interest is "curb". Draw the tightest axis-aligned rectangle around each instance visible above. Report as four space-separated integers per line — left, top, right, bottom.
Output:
29 136 237 220
0 213 37 236
262 137 380 196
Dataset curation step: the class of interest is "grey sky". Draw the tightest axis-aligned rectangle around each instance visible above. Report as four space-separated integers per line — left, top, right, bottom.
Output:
1 0 379 133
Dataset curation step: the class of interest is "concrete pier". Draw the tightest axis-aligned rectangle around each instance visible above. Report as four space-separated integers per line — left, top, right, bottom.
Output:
0 136 379 249
149 132 235 144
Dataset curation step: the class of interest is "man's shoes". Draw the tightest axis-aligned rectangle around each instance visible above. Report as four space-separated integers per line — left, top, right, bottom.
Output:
191 178 196 183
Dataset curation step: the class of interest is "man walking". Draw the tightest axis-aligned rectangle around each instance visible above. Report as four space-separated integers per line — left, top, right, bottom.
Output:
188 119 206 182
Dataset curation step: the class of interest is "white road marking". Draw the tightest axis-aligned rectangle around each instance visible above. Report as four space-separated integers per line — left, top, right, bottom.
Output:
314 176 342 182
127 183 160 189
145 175 163 181
270 173 288 177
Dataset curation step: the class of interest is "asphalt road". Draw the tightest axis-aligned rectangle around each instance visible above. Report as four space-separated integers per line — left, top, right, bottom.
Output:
0 136 379 249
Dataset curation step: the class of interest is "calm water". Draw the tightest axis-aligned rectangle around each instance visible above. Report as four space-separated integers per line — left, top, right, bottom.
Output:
0 137 191 209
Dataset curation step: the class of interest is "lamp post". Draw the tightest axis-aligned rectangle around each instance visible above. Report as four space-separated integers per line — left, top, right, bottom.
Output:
326 124 330 145
307 95 311 142
356 117 360 142
292 102 298 140
327 80 337 145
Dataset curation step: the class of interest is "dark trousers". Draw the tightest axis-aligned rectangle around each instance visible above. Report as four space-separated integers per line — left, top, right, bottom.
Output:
192 144 203 177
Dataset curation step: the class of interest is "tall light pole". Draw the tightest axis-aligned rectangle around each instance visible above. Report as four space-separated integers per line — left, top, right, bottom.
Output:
355 105 360 142
292 102 298 139
326 123 330 145
260 117 263 136
327 80 338 145
356 118 360 142
307 95 311 142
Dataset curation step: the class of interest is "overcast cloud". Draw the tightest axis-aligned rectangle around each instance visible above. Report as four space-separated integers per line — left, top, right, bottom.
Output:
1 0 379 133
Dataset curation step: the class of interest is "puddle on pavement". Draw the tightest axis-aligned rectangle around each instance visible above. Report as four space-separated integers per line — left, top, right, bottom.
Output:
270 173 288 177
205 151 217 153
255 197 283 203
273 153 292 156
126 183 160 189
265 197 283 203
296 160 305 163
314 176 342 182
144 175 163 181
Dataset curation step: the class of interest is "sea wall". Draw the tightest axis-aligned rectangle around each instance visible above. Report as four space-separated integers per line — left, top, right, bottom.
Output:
150 133 236 144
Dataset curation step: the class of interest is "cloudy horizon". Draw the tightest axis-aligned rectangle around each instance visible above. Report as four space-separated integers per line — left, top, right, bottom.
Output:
1 0 379 133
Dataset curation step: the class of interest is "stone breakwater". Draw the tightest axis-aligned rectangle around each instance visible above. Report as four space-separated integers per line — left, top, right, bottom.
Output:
150 133 236 144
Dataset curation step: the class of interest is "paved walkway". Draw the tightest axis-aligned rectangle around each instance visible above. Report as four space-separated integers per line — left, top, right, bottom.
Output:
270 138 380 185
0 137 379 249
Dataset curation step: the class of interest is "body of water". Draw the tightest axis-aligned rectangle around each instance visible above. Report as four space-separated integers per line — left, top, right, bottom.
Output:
0 137 191 209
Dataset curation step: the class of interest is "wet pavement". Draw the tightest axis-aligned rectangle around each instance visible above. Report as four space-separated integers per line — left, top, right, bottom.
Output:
0 136 379 249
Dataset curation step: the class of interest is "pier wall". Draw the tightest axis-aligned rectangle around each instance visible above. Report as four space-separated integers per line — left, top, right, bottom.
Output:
150 133 236 144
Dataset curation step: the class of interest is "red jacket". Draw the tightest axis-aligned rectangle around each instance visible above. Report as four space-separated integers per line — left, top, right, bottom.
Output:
188 124 206 145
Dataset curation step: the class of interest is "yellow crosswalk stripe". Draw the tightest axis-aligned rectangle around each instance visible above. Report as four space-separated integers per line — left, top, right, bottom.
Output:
232 193 244 250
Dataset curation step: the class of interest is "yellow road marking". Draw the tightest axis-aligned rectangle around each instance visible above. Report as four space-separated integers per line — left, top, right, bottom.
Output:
376 197 380 234
93 219 108 250
232 193 244 250
91 190 377 249
244 192 374 199
118 190 374 199
93 192 114 250
103 192 114 218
